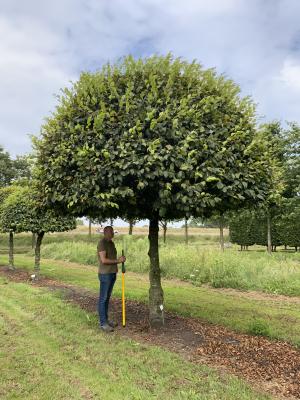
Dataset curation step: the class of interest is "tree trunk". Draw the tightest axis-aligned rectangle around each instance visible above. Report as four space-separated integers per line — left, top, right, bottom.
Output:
284 244 287 250
148 217 164 328
110 218 114 227
267 212 272 255
34 232 45 278
163 223 167 244
240 245 243 251
184 217 188 245
219 214 224 252
8 232 15 270
88 219 92 240
31 232 36 249
129 220 133 235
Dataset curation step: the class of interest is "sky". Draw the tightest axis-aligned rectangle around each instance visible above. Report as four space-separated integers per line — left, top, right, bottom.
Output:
1 0 300 157
1 0 300 226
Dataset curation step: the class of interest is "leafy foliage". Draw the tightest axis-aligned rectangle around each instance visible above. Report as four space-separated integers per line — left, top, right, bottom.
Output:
0 146 32 187
0 186 76 234
35 54 272 221
229 202 300 249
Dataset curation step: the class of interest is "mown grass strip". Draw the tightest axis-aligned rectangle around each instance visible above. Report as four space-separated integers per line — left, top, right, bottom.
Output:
0 277 270 400
1 254 299 347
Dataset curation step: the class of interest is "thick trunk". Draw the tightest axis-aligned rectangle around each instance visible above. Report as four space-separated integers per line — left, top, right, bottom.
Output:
31 232 36 249
8 232 15 270
129 220 133 235
284 244 287 250
34 232 45 277
219 214 224 252
267 212 272 255
148 218 164 328
110 218 114 227
184 218 188 245
88 219 92 240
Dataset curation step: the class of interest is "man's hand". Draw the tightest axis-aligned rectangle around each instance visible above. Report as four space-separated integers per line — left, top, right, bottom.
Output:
117 255 126 263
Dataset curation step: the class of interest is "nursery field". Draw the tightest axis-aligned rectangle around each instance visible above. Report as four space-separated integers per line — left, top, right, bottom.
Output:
1 226 300 399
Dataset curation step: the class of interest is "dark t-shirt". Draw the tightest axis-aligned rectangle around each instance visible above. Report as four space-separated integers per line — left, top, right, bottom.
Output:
97 238 118 274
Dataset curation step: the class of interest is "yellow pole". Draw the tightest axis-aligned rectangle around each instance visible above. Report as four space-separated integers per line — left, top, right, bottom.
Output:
121 249 126 327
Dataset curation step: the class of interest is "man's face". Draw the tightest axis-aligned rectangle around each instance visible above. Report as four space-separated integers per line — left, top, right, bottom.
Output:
104 227 114 240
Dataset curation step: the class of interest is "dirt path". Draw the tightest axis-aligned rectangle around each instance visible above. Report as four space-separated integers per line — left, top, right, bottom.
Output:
1 266 299 400
199 284 300 305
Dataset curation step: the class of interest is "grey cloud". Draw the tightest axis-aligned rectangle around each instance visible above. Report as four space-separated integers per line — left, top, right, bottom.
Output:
0 0 300 156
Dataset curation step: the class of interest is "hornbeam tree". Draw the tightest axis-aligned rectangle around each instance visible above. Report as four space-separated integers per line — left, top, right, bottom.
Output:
35 54 272 326
0 186 76 275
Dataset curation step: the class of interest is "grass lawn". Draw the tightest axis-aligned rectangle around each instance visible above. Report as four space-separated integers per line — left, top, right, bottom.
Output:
1 254 300 348
0 276 271 400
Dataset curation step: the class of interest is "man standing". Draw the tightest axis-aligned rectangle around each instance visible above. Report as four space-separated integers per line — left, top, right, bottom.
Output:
97 225 126 332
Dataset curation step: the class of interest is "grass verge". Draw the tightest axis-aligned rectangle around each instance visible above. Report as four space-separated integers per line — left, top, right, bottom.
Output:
0 276 270 400
1 254 299 348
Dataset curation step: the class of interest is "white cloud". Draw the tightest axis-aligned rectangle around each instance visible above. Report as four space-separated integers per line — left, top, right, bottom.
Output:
279 59 300 91
0 0 300 155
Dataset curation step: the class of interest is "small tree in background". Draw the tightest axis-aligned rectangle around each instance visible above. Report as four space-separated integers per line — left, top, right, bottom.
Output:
0 146 32 188
123 218 138 235
0 186 26 268
159 220 169 243
0 186 76 275
229 209 256 250
0 146 15 187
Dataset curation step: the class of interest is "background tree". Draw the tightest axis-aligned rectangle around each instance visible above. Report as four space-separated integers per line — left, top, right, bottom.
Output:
0 146 15 187
124 218 138 235
159 220 169 243
255 122 286 254
0 186 24 268
35 54 272 327
0 186 76 275
229 209 256 250
0 146 32 187
283 123 300 198
12 155 32 183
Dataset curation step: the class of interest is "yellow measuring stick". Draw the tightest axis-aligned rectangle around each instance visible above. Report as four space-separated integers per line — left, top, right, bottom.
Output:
121 249 126 327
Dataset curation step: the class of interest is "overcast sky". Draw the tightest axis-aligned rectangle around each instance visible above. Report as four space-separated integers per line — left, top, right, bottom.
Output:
1 0 300 158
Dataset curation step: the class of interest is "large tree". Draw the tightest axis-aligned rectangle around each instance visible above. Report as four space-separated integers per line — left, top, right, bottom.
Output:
35 54 272 326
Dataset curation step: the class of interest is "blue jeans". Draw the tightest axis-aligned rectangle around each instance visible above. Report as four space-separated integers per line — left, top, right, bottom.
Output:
97 273 116 326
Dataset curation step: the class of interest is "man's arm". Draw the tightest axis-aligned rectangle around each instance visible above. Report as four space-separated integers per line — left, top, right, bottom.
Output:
99 251 125 265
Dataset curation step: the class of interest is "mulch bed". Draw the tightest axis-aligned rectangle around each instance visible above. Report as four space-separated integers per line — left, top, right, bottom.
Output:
1 265 299 400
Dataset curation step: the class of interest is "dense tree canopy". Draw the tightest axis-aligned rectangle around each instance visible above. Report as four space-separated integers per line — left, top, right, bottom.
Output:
35 54 273 326
35 55 272 219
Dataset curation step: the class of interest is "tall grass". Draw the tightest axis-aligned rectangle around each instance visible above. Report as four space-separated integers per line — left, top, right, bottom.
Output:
38 236 300 296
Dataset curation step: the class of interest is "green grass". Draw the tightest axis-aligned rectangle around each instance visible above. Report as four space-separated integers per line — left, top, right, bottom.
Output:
1 254 300 348
0 276 270 400
36 236 300 296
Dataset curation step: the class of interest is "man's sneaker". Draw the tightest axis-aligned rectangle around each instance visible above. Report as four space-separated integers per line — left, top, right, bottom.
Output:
100 323 114 333
107 320 118 328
